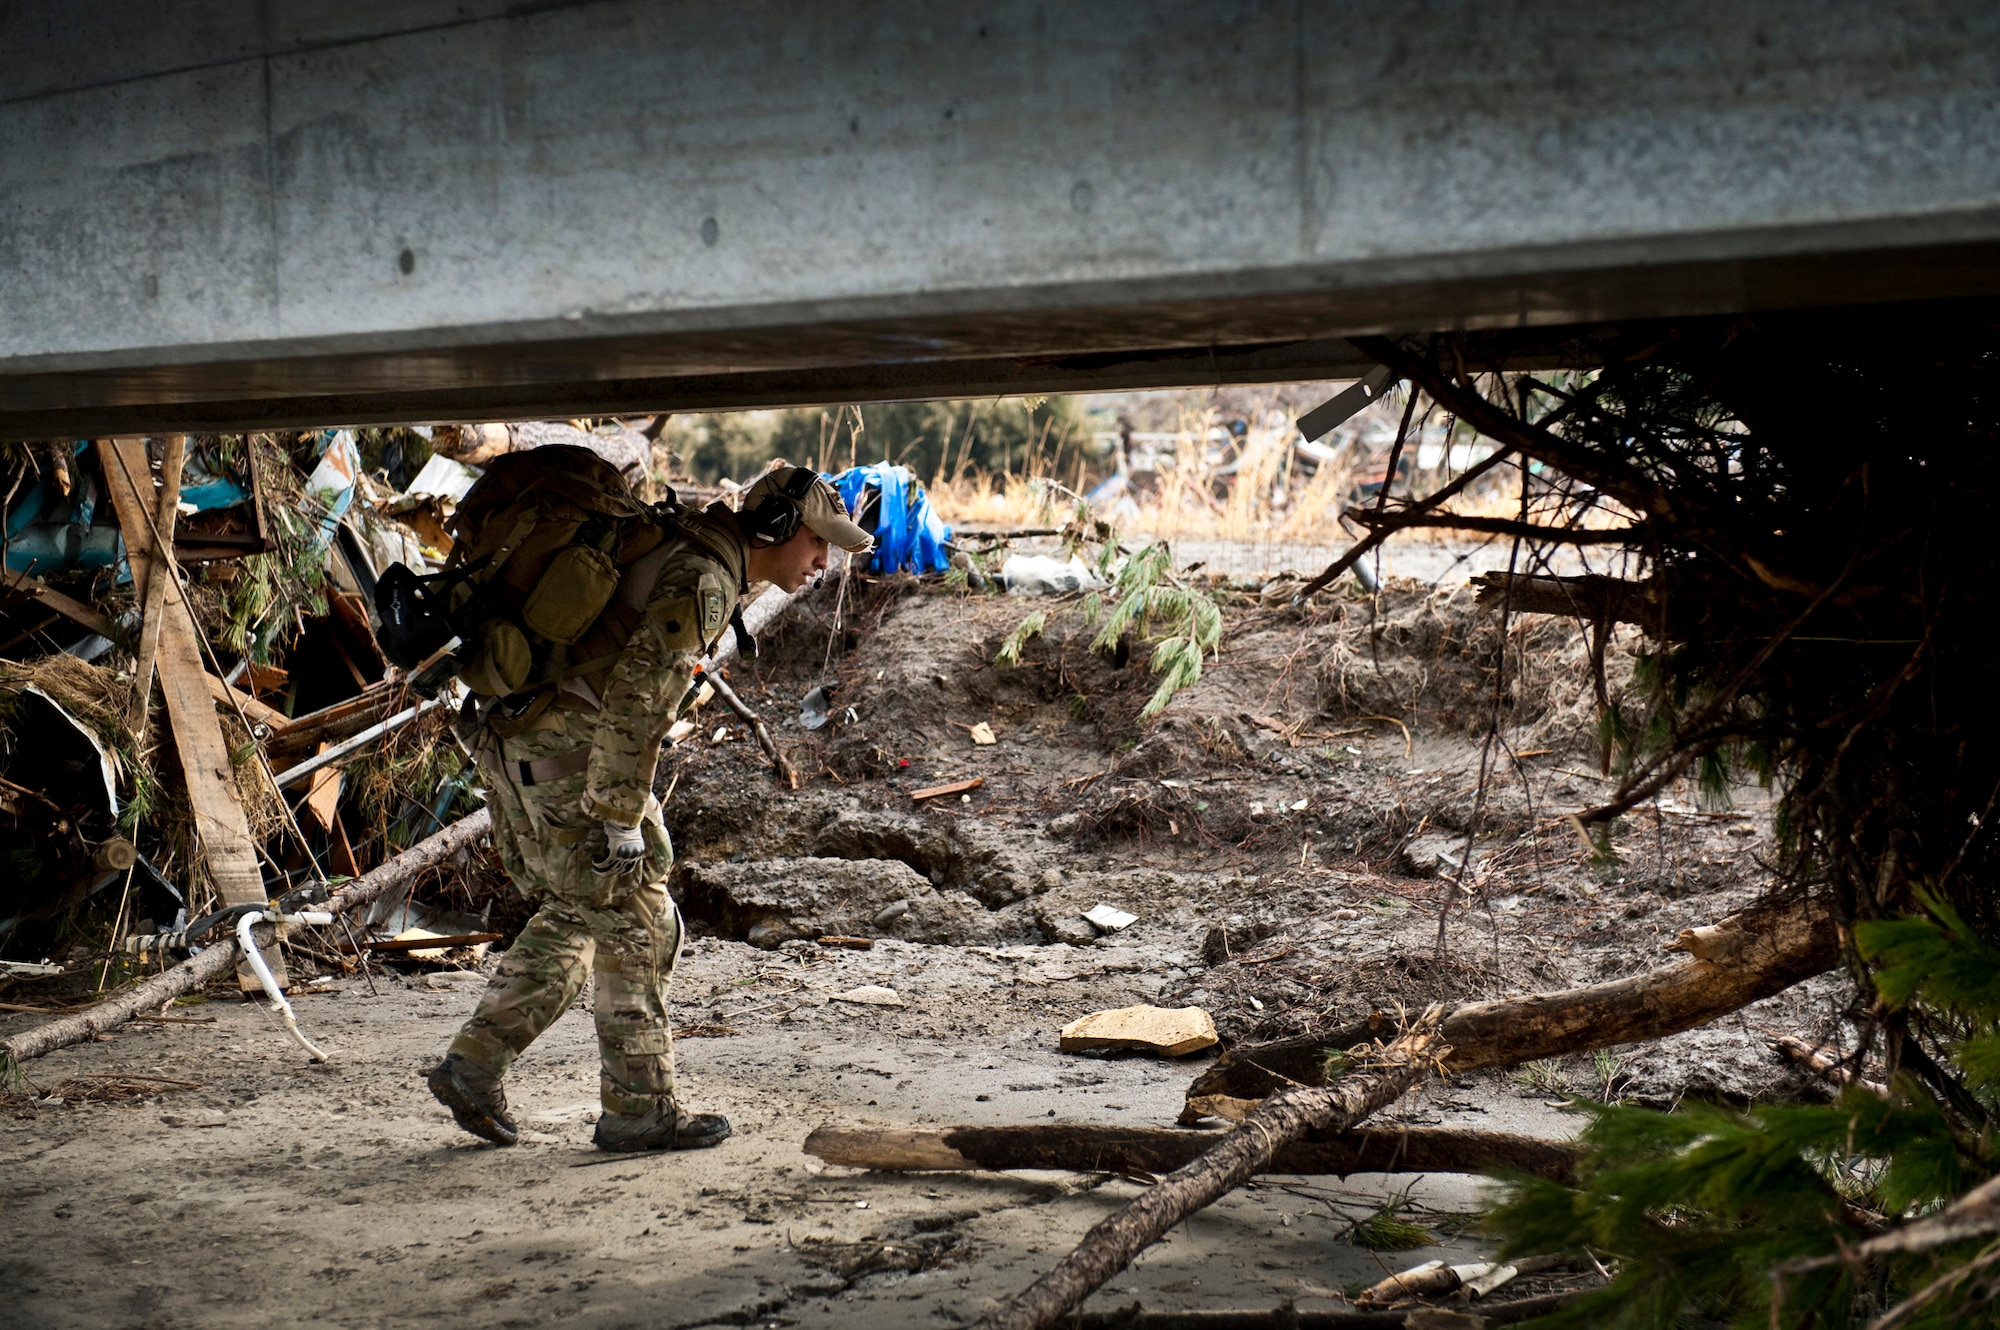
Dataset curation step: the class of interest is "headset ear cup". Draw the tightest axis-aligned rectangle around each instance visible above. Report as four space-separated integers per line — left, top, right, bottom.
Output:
747 493 801 545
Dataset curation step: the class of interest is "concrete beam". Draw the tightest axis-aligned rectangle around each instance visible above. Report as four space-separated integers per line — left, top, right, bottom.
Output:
4 1 1998 435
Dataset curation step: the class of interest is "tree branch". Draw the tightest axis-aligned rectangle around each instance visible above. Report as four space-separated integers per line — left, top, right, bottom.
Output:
1292 445 1516 603
974 1009 1449 1330
1352 335 1676 520
1182 900 1837 1114
1345 509 1644 545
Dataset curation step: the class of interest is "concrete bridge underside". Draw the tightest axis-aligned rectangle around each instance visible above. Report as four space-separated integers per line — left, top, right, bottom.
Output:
3 1 1998 439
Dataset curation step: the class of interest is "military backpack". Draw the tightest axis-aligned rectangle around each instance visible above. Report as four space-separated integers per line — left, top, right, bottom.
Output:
374 444 685 700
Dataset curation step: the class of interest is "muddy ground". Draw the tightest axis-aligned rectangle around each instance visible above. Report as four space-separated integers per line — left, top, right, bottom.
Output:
0 561 1847 1328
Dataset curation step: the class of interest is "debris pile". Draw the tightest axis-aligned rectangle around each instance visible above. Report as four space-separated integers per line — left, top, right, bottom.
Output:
0 421 731 1004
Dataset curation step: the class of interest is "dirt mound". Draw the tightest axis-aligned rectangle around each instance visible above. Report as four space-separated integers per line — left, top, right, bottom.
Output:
675 856 1037 949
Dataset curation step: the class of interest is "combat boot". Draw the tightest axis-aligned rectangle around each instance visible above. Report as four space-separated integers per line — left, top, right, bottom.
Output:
427 1052 519 1146
593 1104 732 1152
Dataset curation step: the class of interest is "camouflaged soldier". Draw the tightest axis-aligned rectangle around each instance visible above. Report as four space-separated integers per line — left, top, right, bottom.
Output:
427 467 874 1151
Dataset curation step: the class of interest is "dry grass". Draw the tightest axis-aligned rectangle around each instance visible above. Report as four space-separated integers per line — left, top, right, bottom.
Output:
0 646 287 917
923 393 1589 553
0 1072 201 1109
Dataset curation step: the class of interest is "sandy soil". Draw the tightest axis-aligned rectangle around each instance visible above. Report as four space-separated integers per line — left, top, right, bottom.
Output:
0 567 1840 1328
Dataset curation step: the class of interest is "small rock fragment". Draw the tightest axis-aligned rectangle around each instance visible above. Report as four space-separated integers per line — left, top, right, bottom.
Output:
969 722 996 745
1059 1005 1217 1057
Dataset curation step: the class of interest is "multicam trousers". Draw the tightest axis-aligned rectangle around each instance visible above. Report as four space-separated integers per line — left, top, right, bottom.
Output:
447 710 684 1118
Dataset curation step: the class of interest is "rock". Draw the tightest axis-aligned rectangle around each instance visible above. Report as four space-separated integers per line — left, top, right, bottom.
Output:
810 807 1032 907
677 856 1028 947
1401 831 1480 878
1035 906 1099 948
679 857 930 948
898 889 1014 945
832 985 904 1007
1059 1005 1218 1057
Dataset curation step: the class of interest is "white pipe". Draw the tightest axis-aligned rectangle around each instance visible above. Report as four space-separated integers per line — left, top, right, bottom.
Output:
270 695 450 789
237 910 334 1062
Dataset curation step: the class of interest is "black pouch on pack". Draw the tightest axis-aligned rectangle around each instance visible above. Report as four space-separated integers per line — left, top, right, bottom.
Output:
373 562 456 669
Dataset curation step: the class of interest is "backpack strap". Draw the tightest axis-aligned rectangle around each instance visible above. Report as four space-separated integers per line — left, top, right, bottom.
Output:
529 522 694 700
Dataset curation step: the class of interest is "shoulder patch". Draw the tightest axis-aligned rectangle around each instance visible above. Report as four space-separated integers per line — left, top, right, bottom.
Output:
653 593 704 651
699 584 727 639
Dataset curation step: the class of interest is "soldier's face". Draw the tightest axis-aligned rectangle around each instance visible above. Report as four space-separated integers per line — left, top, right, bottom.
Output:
753 527 831 593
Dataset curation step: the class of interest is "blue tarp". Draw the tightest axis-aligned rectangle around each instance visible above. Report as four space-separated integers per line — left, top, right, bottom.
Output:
5 439 255 576
829 464 953 576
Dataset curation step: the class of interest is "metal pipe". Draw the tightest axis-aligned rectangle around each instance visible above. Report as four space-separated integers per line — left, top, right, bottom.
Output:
269 695 450 789
236 909 335 1062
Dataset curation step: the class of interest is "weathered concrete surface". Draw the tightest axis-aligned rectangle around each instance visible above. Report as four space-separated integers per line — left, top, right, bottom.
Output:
4 1 1998 435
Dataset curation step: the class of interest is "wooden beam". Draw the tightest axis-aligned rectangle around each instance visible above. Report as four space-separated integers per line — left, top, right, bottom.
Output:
803 1122 1576 1183
97 438 159 604
205 673 291 733
128 436 185 734
99 439 284 990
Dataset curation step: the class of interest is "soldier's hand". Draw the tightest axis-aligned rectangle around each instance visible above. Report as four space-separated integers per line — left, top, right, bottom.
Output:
592 820 647 875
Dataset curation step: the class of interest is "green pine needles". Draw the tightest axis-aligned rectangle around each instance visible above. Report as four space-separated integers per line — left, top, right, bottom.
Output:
994 539 1222 720
1487 892 2000 1328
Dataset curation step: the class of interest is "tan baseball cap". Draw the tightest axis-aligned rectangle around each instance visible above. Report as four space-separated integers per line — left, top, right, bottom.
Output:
743 465 875 554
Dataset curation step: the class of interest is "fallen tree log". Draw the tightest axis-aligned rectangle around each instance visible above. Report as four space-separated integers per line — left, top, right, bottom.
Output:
972 1008 1447 1330
1472 570 1666 633
1183 898 1838 1119
804 1122 1575 1183
0 809 491 1065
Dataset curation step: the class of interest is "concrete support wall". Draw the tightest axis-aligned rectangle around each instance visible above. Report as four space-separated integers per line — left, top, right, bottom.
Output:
3 1 1997 434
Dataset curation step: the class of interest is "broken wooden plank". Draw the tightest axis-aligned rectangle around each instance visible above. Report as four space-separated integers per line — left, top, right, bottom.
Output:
100 438 282 991
911 776 984 802
205 673 291 732
270 696 449 789
260 683 401 770
128 435 186 734
304 743 343 831
803 1122 1576 1183
0 569 117 640
97 439 159 603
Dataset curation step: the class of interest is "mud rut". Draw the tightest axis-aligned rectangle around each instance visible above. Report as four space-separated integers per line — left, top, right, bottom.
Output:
0 574 1840 1329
